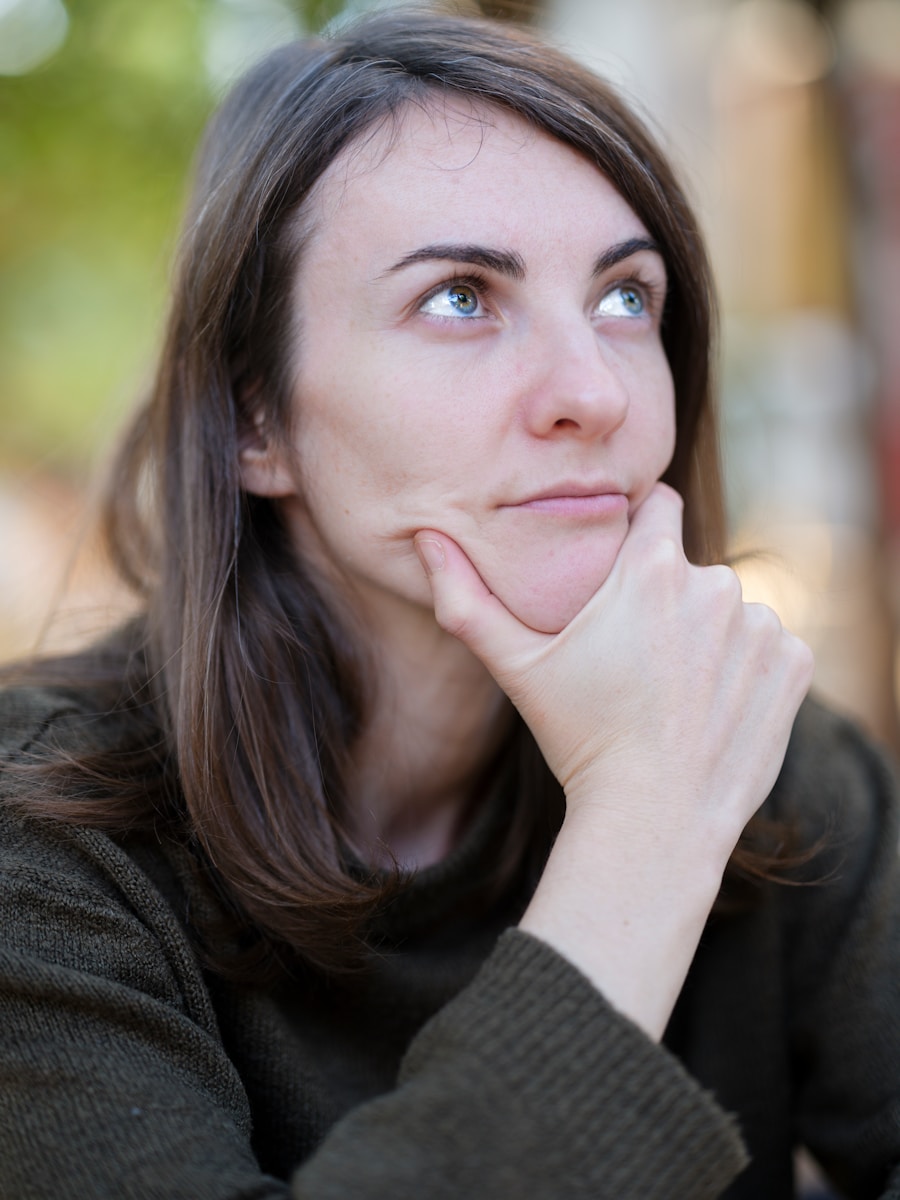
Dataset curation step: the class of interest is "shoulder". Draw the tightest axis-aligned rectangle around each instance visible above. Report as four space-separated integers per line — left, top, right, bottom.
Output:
0 698 259 1192
0 673 147 788
769 694 898 853
763 696 900 977
0 620 155 771
0 681 93 762
781 692 894 784
0 679 213 1011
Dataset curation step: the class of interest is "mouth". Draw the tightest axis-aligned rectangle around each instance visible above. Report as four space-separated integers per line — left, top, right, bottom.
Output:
503 483 629 518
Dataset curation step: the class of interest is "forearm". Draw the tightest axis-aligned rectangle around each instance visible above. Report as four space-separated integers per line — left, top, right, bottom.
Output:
292 931 747 1200
519 805 723 1041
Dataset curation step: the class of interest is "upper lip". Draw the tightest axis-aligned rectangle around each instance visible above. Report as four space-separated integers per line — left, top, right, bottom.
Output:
508 480 624 505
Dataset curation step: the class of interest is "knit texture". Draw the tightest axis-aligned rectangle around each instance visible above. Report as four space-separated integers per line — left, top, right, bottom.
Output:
1 688 900 1198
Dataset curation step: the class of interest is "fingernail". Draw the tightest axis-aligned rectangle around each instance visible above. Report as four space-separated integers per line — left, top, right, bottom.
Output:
415 536 445 576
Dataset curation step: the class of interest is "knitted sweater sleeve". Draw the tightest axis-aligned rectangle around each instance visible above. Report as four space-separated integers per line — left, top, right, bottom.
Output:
291 930 747 1199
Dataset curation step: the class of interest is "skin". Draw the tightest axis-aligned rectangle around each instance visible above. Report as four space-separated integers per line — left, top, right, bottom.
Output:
247 100 675 639
242 98 815 1039
242 100 675 858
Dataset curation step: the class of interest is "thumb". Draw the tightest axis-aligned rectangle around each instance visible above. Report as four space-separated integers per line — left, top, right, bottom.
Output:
414 531 545 674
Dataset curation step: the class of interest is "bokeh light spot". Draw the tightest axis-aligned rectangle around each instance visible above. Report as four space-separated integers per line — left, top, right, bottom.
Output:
0 0 69 76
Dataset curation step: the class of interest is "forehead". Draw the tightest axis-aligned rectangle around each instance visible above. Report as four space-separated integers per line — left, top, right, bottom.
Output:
302 97 650 253
320 97 537 193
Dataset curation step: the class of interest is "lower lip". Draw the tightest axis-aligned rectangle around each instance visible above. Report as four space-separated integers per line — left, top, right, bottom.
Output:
509 493 629 518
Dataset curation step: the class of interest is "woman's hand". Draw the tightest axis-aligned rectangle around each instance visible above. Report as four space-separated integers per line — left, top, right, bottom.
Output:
415 483 814 1038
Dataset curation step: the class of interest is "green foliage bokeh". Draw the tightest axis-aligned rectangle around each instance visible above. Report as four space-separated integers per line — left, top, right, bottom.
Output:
0 0 344 470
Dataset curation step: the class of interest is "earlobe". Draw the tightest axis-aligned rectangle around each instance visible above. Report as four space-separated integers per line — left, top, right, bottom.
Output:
238 411 297 498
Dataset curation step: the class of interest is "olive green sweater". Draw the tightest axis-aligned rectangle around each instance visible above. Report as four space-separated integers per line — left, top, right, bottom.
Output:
1 687 899 1199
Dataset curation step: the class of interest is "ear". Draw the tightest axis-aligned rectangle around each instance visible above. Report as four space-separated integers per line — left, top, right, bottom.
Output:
238 408 297 499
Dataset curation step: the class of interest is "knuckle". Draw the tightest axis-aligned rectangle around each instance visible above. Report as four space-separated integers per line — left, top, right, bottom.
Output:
746 600 783 635
706 564 743 603
431 593 503 672
788 633 816 682
434 602 475 643
644 534 684 576
651 481 684 514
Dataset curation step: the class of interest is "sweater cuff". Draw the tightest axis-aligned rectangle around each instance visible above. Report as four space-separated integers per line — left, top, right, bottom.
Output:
403 927 748 1198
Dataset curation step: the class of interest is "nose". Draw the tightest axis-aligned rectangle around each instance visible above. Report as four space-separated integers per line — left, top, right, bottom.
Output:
521 320 629 440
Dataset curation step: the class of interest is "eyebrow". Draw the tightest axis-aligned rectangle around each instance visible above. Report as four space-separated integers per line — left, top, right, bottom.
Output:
381 236 663 282
382 243 526 281
592 237 663 277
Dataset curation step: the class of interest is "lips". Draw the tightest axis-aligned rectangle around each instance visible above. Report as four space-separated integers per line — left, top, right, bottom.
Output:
503 485 629 518
511 480 623 504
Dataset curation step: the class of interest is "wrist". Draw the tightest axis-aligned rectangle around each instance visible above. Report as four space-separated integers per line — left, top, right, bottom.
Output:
520 805 724 1040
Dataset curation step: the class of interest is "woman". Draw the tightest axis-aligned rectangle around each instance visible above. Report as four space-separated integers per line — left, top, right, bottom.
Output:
1 9 897 1198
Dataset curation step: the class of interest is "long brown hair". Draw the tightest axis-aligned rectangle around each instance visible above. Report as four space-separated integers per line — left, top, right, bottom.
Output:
4 9 740 979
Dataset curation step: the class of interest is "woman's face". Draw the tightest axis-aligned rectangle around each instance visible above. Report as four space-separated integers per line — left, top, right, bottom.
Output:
256 100 676 636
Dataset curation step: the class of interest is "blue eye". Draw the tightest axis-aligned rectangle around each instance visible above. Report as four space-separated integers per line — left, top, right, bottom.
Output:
596 285 646 318
420 283 484 319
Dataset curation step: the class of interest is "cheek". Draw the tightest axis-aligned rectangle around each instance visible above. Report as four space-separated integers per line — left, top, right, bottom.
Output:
638 359 677 477
300 345 494 507
297 360 407 487
292 369 474 580
655 405 678 482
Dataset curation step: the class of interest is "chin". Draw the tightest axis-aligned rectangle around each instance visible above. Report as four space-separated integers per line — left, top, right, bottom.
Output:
465 523 628 634
503 593 592 635
491 557 618 635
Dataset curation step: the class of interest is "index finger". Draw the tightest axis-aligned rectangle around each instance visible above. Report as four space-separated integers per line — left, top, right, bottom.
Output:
414 530 549 672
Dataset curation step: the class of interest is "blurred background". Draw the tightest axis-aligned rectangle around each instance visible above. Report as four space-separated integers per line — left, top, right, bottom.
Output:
1 0 899 753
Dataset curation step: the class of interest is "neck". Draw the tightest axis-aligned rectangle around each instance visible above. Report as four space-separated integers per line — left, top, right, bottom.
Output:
346 596 513 870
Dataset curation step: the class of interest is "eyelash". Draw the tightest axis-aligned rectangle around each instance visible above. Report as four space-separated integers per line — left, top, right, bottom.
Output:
418 272 492 320
599 275 664 317
416 269 665 321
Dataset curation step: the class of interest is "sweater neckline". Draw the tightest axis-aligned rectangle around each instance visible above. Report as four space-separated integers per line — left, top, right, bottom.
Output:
363 751 521 943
